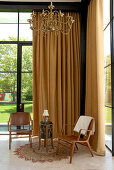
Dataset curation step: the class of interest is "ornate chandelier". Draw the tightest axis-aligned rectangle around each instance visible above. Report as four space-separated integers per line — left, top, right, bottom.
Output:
27 0 75 35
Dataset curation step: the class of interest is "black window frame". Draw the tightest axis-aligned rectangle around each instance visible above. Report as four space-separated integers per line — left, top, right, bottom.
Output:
110 0 114 155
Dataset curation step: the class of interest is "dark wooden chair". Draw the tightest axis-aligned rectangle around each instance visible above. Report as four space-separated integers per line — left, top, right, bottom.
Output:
56 116 94 163
8 112 33 150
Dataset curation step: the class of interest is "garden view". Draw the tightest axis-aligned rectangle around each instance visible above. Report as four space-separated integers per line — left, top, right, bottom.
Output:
0 37 33 123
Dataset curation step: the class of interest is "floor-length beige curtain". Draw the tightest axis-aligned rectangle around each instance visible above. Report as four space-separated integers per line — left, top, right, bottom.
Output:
33 12 80 136
85 0 105 155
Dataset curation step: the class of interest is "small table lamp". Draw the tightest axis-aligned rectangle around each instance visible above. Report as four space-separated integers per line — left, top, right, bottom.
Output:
43 110 49 122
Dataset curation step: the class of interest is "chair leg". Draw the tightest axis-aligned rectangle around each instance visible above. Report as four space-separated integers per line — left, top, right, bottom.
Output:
9 133 11 150
51 137 54 149
70 142 75 164
30 133 32 148
29 133 30 142
38 135 41 150
75 143 78 150
87 142 94 157
56 139 60 155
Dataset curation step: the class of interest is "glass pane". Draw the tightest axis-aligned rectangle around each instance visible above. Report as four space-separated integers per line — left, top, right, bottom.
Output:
21 73 33 103
0 12 18 23
0 24 17 41
0 73 17 103
19 24 32 41
103 0 110 29
104 25 111 67
19 12 31 23
0 103 16 124
104 66 112 107
105 107 112 150
0 44 17 72
24 103 33 119
22 46 33 72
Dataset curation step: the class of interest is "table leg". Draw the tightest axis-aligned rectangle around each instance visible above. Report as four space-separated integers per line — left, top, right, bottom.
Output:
51 124 54 148
46 125 48 152
44 139 46 147
38 128 40 150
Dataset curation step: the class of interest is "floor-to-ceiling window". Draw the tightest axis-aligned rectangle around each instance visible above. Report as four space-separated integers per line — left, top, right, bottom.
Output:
0 11 33 131
103 0 112 150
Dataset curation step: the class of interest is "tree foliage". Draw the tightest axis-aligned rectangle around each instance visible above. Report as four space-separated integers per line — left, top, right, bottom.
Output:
0 37 33 102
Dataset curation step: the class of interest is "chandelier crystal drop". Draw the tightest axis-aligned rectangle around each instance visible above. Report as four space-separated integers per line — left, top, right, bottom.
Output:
27 0 75 36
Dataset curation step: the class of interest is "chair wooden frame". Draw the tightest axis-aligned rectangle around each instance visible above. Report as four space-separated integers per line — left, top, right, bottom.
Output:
56 118 94 163
8 112 33 150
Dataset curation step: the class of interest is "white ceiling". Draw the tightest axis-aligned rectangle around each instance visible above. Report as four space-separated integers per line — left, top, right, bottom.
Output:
0 0 81 2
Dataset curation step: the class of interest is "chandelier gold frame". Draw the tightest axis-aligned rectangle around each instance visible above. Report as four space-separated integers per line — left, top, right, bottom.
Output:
27 0 75 35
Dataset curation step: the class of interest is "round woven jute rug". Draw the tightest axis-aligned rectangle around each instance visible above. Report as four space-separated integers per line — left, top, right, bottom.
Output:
14 140 70 163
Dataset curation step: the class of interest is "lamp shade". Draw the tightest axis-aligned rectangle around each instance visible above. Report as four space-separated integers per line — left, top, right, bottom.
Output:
43 110 49 117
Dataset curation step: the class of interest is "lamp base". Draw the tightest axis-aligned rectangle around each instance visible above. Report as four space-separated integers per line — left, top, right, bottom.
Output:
44 116 48 122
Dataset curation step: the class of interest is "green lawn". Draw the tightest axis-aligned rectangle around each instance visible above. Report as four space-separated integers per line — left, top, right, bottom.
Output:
0 103 112 123
105 107 112 123
0 103 33 123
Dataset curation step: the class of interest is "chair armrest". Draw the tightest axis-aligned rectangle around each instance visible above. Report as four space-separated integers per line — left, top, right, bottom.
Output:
77 129 92 140
79 129 92 134
79 129 92 133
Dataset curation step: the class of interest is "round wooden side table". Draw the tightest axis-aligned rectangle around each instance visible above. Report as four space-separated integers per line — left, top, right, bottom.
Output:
39 121 53 152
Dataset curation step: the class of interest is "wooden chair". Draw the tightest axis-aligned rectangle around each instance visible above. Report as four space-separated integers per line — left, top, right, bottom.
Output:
56 116 95 163
8 112 33 150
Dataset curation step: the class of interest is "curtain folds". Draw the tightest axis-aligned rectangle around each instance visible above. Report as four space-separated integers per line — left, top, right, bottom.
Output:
85 0 105 155
33 12 80 136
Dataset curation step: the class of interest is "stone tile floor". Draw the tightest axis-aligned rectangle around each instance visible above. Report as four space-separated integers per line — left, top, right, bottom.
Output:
0 135 113 170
